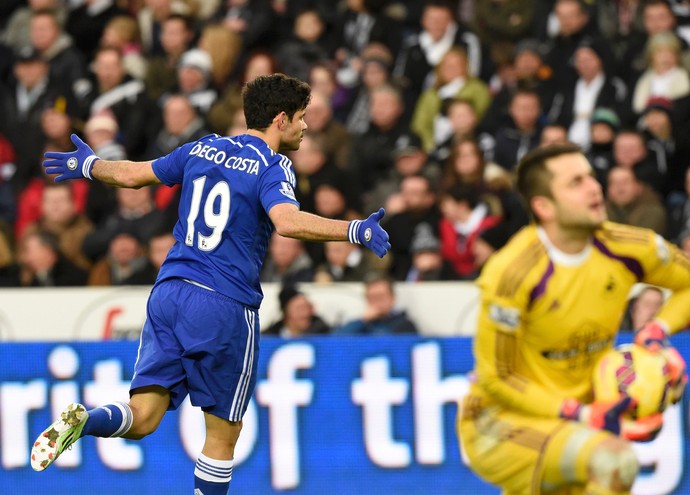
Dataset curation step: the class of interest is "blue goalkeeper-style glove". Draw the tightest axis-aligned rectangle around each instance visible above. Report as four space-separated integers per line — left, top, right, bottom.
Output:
43 133 99 182
348 208 391 258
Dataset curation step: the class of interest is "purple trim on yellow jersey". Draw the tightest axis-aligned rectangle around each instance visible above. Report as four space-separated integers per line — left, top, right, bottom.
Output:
592 237 643 280
528 260 554 309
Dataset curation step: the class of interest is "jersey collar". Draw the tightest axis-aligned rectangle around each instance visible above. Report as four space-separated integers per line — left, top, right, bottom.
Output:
536 226 592 266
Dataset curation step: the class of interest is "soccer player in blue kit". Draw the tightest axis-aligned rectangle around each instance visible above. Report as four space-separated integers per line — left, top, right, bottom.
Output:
30 74 391 494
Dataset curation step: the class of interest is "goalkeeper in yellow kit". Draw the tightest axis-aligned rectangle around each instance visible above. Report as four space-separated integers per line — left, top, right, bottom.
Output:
458 144 689 495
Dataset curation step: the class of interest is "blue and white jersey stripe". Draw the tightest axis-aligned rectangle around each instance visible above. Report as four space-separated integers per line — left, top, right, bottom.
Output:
229 307 256 422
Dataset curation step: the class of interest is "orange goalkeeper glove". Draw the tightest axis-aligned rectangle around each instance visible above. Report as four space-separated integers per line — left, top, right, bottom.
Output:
621 413 663 443
635 320 687 405
664 346 688 405
560 396 633 435
634 320 669 351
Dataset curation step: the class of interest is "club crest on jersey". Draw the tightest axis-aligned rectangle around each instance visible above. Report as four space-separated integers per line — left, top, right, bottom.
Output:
67 157 78 170
279 181 296 200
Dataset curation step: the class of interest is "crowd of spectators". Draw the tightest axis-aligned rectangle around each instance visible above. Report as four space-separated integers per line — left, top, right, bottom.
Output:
1 0 690 320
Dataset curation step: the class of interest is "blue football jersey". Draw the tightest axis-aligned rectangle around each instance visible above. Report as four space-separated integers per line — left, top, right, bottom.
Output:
151 133 300 308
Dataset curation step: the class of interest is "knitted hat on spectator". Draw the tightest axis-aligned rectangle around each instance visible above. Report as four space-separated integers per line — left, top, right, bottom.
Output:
643 96 674 118
393 132 423 158
178 49 212 78
514 39 544 58
591 108 621 132
576 36 606 62
14 45 43 63
410 223 440 254
85 112 119 134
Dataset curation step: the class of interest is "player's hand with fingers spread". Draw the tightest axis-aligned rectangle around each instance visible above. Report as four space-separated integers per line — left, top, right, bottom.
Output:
560 396 633 435
635 320 688 404
43 133 100 182
348 208 391 258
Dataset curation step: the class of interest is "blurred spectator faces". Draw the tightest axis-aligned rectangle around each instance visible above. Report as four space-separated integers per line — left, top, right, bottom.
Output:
446 99 478 137
19 230 57 275
109 232 144 267
399 175 435 214
647 32 682 73
607 167 641 207
308 63 338 100
304 91 332 132
93 47 126 91
116 186 153 212
30 11 60 52
294 9 324 43
41 184 75 226
148 232 175 269
243 51 278 84
41 107 72 142
85 112 119 146
268 233 306 271
178 48 212 91
289 135 325 175
421 2 455 42
393 133 427 176
13 47 48 88
540 124 569 147
613 131 647 169
509 90 541 131
162 95 197 134
369 85 404 129
324 241 359 270
160 15 193 56
643 1 676 35
314 183 346 218
554 0 590 37
590 108 620 144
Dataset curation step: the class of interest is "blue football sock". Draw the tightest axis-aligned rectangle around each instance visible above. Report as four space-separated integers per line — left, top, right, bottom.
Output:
80 402 133 438
194 453 232 495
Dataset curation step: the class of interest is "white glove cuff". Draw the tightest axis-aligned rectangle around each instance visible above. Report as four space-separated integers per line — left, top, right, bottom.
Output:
82 155 99 180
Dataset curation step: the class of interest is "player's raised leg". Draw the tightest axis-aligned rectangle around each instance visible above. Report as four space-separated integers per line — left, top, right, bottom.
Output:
31 386 170 472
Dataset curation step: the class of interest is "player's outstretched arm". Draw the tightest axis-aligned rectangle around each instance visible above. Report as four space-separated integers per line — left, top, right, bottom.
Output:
269 203 391 258
43 133 161 189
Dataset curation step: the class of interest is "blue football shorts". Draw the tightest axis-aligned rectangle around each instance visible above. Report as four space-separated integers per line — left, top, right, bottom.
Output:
130 278 259 422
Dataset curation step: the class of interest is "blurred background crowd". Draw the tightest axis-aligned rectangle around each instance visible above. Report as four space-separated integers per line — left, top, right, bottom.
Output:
1 0 690 322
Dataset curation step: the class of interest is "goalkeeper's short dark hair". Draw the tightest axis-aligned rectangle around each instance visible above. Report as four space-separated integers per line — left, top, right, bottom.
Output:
515 143 583 222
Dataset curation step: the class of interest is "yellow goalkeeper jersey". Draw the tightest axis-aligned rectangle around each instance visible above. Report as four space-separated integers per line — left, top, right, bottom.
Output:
470 221 690 418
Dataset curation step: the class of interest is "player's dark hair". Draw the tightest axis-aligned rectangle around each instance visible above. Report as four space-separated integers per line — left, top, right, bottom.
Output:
242 74 311 131
516 143 583 221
